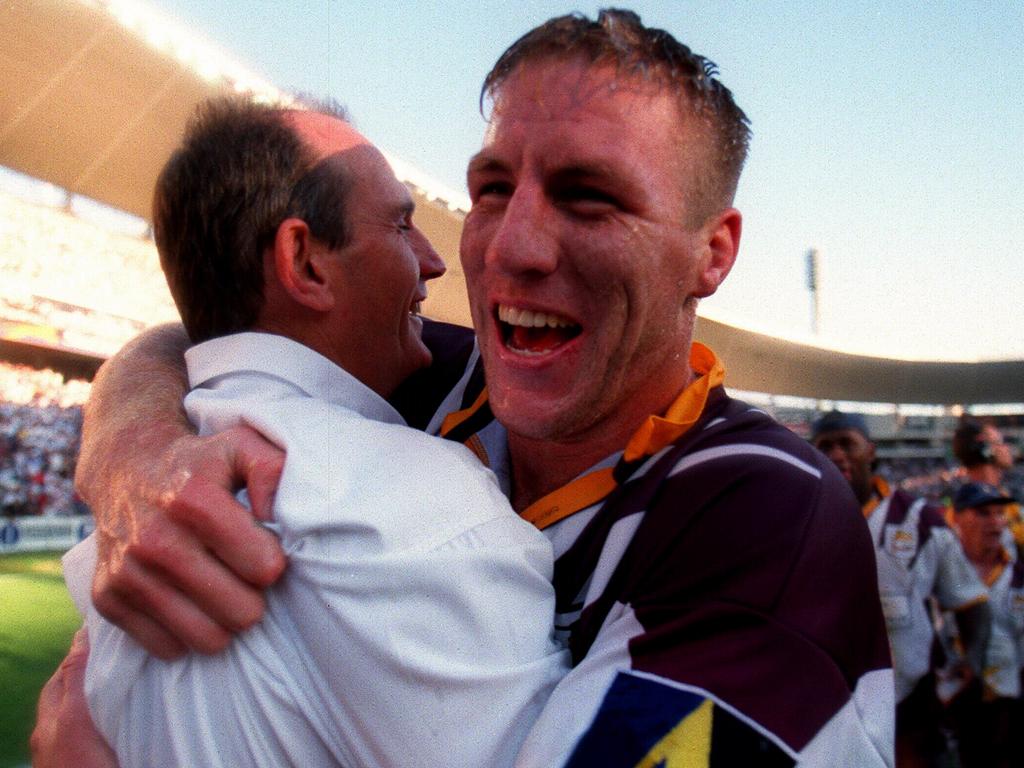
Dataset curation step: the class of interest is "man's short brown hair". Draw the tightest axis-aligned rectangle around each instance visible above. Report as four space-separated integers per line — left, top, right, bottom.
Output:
153 96 351 343
481 8 750 226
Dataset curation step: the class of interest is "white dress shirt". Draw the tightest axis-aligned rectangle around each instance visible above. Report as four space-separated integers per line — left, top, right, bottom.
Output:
65 332 568 768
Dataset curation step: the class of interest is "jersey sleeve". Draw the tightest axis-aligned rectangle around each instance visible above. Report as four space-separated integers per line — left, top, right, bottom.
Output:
517 436 894 767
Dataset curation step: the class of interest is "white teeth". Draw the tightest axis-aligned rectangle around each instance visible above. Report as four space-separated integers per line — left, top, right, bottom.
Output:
497 304 575 329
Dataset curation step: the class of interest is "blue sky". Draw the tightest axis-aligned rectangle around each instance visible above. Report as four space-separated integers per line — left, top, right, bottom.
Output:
146 0 1024 362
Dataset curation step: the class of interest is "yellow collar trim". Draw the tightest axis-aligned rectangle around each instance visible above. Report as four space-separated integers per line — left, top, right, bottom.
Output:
863 476 891 518
521 343 725 530
440 385 489 438
621 342 724 463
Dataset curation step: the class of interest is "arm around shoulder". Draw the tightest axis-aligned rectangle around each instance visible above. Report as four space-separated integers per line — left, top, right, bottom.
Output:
77 323 192 514
78 324 287 658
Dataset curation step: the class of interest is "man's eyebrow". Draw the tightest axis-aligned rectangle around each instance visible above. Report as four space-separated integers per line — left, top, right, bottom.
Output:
392 195 415 221
550 162 621 184
466 152 506 175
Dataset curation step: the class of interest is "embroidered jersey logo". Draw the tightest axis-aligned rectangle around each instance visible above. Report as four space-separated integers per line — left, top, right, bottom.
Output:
564 671 794 767
884 526 917 562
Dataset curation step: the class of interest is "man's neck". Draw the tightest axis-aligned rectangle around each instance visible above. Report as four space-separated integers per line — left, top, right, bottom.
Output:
508 431 626 512
967 544 1004 582
965 464 1002 486
506 371 698 512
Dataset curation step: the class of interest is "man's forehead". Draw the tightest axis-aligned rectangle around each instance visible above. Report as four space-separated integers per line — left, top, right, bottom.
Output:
815 428 869 444
284 110 371 156
969 503 1008 515
488 57 675 122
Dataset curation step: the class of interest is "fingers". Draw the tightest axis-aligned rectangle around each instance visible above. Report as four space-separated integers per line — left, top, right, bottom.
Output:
34 630 85 727
32 630 118 768
169 472 286 589
91 567 191 658
93 515 264 655
87 425 287 655
227 426 286 522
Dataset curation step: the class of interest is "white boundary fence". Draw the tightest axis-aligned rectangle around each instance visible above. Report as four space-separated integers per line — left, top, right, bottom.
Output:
0 515 94 553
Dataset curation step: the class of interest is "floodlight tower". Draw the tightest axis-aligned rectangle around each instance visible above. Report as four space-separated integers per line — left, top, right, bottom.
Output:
806 247 820 335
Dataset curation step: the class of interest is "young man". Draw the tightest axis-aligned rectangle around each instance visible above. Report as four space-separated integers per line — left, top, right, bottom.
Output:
811 410 989 767
38 11 893 766
942 482 1023 768
61 98 567 767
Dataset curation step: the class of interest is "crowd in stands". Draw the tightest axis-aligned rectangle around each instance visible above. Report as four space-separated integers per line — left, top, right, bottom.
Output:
878 456 1024 507
2 347 1020 523
0 362 89 517
0 188 179 356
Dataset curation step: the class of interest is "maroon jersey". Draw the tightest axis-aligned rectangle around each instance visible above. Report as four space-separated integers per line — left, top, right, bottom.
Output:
394 321 894 766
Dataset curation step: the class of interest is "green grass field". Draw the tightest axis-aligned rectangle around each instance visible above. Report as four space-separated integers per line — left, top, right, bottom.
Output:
0 551 81 768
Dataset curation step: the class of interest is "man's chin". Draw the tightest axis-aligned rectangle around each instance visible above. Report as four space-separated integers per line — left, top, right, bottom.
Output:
489 393 567 442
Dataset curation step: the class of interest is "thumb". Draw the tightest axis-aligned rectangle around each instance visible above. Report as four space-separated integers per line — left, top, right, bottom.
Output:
229 427 285 522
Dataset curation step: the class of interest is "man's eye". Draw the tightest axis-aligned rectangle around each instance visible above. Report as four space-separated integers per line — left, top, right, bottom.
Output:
473 181 513 200
556 186 619 210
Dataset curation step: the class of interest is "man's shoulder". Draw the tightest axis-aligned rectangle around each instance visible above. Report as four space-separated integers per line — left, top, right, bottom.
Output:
657 393 844 502
882 487 952 532
622 394 863 587
570 396 890 766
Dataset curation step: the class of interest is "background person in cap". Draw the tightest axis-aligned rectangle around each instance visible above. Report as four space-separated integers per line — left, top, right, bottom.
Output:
940 483 1024 768
812 410 991 768
951 418 1022 552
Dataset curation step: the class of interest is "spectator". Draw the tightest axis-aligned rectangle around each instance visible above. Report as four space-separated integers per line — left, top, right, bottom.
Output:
0 362 88 516
811 410 990 768
951 418 1022 550
940 483 1024 768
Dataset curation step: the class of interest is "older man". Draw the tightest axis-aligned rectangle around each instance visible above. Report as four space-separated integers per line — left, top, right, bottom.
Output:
58 97 567 767
942 483 1024 767
37 10 893 767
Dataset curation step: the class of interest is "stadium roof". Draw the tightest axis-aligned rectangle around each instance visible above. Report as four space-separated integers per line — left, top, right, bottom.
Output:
2 0 1022 404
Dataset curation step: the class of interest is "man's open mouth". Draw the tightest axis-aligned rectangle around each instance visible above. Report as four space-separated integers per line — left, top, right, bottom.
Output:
497 304 581 356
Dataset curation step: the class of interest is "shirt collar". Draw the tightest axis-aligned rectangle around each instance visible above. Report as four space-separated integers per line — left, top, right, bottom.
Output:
185 332 406 426
862 476 891 518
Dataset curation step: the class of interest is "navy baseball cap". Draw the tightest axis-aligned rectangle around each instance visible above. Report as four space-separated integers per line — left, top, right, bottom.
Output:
810 410 870 441
953 482 1016 511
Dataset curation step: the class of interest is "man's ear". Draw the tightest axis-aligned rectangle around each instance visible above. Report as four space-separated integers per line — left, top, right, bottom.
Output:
692 207 741 299
272 218 335 312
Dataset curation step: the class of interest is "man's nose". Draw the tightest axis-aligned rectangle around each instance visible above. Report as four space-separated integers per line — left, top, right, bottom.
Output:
413 228 446 281
824 445 846 463
485 185 558 276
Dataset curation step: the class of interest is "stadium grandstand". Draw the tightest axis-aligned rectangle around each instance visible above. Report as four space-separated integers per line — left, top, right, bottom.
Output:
0 0 1021 526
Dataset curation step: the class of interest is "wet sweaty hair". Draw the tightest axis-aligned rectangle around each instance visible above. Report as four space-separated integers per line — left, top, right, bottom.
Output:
481 8 751 225
153 96 352 343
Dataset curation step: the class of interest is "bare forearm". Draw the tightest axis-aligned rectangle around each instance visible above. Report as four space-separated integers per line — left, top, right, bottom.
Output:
77 323 193 513
74 323 286 657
